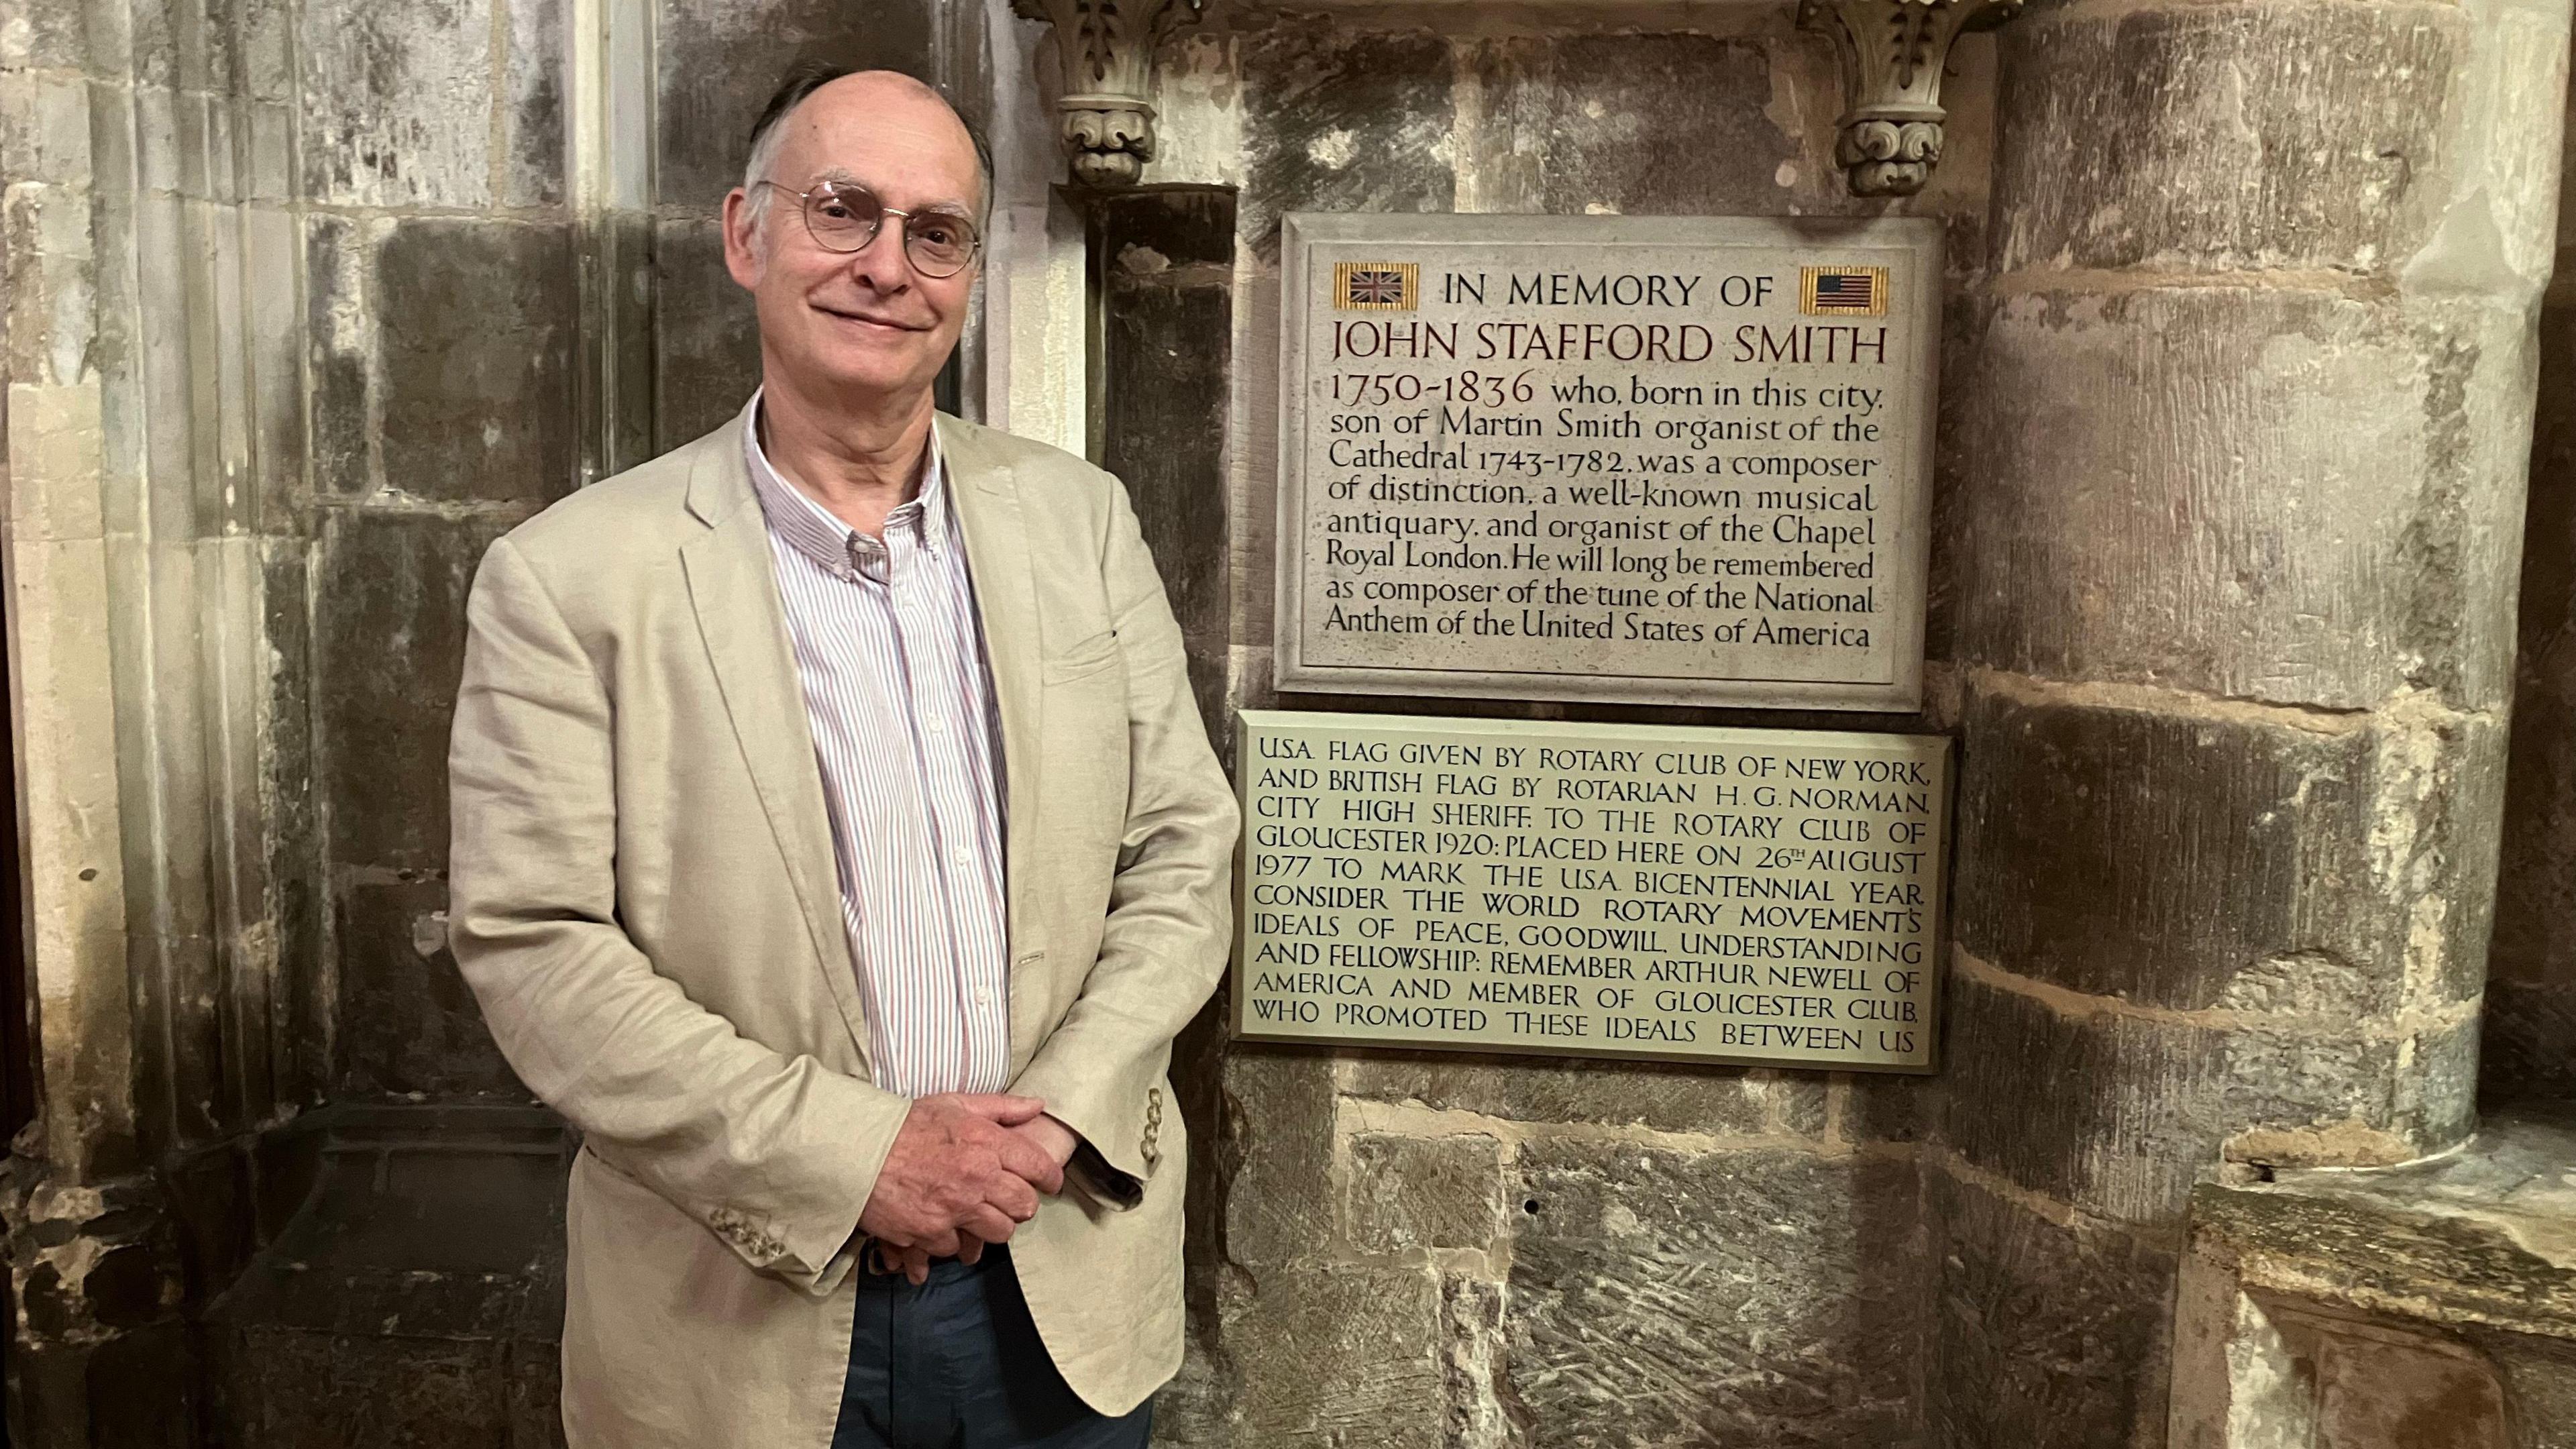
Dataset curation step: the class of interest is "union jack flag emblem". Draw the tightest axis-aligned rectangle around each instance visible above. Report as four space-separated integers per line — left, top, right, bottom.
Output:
1335 260 1418 311
1801 265 1888 317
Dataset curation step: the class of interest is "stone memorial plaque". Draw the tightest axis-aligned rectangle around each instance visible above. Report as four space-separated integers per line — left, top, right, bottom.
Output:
1234 710 1948 1072
1276 213 1939 710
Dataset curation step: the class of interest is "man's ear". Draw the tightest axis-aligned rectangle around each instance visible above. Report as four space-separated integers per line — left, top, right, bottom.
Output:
720 188 763 290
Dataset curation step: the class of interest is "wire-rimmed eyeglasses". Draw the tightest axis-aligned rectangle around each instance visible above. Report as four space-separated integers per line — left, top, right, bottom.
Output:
752 178 981 278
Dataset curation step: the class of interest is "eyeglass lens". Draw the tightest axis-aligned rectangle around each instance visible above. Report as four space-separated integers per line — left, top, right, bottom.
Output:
802 182 978 276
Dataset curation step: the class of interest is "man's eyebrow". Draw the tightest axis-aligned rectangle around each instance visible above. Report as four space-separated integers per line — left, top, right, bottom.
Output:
808 165 973 215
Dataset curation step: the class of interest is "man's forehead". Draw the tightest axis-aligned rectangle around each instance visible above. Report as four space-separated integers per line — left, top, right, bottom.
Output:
767 80 979 199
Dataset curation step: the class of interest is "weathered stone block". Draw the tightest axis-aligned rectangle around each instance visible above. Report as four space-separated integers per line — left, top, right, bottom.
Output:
1098 189 1234 669
1442 1273 1513 1448
1940 971 2477 1224
315 512 513 872
1845 1069 1935 1146
1346 1132 1503 1254
1992 5 2465 278
262 537 329 1107
0 70 91 186
1148 1328 1234 1449
1240 25 1454 255
1342 1051 1770 1138
1094 186 1237 271
335 877 527 1102
297 0 498 207
1954 678 2504 1013
1220 1048 1339 1269
0 0 92 72
653 219 758 452
1770 1069 1832 1139
1959 288 2536 712
7 184 98 396
1097 276 1226 621
654 0 933 207
375 219 579 505
1504 1141 1921 1447
504 0 566 207
1463 34 1799 217
1926 1165 2174 1449
305 212 373 496
132 0 245 93
1220 1262 1445 1449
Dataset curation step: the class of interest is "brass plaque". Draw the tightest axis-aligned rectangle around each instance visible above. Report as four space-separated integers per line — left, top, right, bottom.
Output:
1234 710 1949 1073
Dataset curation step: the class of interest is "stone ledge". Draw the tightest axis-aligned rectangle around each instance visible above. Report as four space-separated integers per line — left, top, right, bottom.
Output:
2188 1102 2576 1343
2172 1104 2576 1446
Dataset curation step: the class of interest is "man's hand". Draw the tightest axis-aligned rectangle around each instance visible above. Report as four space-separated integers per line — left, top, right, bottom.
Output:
859 1093 1066 1282
874 1112 1086 1283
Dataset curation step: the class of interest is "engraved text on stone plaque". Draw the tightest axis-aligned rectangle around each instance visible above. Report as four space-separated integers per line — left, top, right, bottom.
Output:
1234 710 1949 1072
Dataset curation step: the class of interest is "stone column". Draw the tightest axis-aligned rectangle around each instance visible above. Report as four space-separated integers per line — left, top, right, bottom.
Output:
1935 0 2570 1443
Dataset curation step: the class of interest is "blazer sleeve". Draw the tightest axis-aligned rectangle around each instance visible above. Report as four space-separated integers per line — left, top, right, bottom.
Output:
447 535 911 1295
1008 478 1241 1198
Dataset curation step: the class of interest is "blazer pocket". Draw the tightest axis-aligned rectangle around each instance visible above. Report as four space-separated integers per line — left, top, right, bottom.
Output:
1042 629 1121 682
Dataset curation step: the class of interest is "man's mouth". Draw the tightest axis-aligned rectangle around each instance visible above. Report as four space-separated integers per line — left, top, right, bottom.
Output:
813 303 926 333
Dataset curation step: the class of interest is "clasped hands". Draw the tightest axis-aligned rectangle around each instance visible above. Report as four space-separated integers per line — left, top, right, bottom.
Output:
856 1093 1077 1285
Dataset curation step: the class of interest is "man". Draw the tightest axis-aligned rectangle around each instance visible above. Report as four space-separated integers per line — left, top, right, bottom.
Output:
446 65 1237 1449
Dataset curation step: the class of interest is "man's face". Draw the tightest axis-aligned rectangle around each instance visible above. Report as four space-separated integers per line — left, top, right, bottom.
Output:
723 76 980 405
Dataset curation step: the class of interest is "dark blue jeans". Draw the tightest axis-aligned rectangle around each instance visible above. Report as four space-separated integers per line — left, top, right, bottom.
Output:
832 1244 1154 1449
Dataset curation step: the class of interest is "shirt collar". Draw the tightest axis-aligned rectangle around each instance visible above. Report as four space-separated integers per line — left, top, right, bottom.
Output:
742 390 953 577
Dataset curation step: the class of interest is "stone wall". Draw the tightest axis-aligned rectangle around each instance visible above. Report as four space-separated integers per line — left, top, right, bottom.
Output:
1109 9 1994 1445
0 0 967 1440
1091 2 2570 1446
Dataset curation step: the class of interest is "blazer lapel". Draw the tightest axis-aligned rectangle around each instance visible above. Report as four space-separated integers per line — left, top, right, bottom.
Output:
676 414 873 1063
936 417 1045 958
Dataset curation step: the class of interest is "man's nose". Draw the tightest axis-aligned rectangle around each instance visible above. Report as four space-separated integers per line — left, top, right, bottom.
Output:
844 223 914 292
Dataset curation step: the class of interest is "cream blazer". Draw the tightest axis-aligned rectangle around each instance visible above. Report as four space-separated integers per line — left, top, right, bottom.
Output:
445 405 1238 1447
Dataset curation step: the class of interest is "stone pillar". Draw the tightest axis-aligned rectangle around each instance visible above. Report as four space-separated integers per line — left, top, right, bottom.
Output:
1937 0 2570 1442
2 0 321 1436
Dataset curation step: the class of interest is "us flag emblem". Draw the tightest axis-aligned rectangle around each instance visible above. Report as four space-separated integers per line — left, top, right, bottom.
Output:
1335 261 1418 311
1801 266 1888 317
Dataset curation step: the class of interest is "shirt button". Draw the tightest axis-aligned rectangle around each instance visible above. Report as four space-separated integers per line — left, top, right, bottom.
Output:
926 718 947 735
974 986 994 1006
951 847 973 867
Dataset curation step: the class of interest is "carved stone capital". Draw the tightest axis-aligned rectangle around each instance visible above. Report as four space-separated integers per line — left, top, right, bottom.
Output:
1014 0 1208 188
1801 0 2020 197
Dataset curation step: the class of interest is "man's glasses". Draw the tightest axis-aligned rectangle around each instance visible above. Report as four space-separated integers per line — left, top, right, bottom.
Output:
754 179 981 278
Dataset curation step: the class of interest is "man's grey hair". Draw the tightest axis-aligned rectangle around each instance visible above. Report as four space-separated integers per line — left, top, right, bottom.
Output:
740 61 995 232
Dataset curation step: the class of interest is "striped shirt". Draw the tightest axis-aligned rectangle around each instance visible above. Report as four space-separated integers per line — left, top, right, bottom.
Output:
745 400 1011 1099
